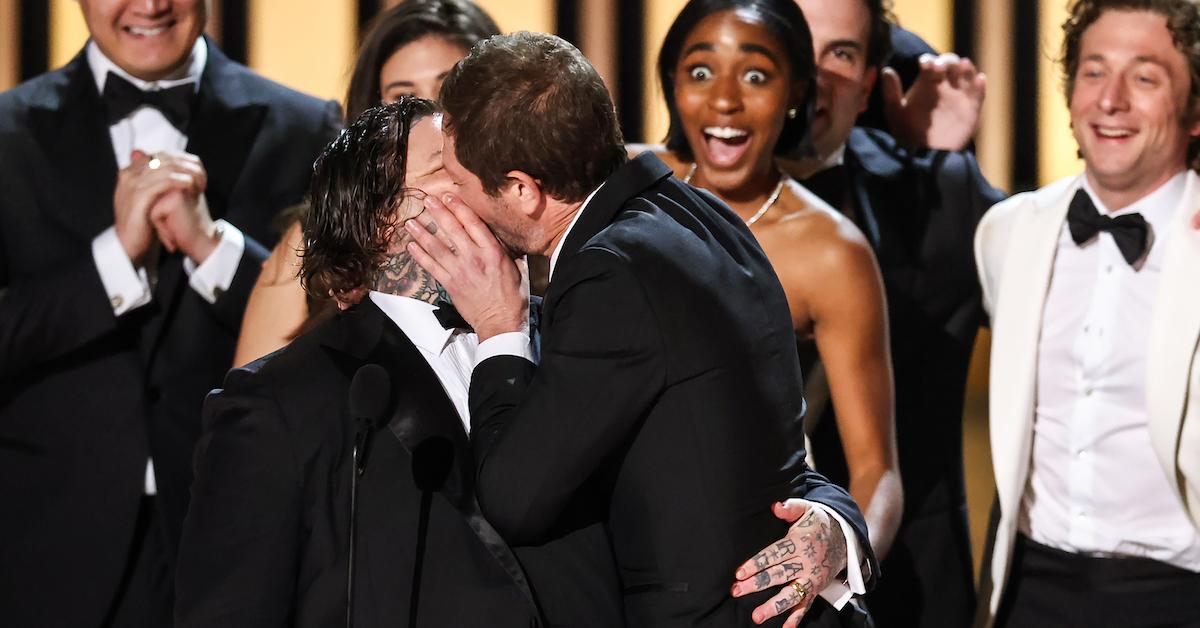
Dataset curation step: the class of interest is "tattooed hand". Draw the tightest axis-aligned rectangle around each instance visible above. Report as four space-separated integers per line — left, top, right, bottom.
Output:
731 500 848 627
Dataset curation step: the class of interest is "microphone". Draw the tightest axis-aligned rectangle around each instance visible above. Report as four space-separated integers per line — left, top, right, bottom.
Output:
409 437 455 627
346 364 390 628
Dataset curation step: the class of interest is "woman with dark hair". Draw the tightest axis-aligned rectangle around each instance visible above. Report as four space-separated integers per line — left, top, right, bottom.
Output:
233 0 499 365
643 0 903 575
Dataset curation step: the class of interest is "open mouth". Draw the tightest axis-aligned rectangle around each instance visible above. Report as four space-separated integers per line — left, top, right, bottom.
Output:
123 21 176 38
702 126 751 168
1092 124 1135 140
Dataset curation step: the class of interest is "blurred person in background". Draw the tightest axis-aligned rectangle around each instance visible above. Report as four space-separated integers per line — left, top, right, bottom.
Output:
0 0 339 626
782 0 1005 625
643 3 902 619
232 0 499 366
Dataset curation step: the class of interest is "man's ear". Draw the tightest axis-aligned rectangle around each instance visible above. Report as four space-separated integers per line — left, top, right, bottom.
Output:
503 170 545 218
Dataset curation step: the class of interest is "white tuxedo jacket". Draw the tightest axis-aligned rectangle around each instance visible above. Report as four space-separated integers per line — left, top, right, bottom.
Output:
972 172 1200 626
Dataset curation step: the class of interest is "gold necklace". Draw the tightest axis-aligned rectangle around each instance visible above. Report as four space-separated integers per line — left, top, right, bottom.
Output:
684 163 787 226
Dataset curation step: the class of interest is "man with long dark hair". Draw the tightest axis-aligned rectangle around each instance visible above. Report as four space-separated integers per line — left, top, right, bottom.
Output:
175 100 611 627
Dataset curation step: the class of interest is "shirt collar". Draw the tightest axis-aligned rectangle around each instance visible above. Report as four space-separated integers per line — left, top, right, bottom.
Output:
548 183 603 280
88 37 207 95
368 291 457 354
816 143 847 173
1081 169 1185 242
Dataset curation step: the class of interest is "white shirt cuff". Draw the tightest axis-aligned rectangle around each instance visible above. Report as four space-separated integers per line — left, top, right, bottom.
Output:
92 226 152 316
475 331 534 367
807 501 868 609
182 218 244 304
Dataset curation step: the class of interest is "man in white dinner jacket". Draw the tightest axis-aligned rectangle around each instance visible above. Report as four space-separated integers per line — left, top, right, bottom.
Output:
973 1 1200 626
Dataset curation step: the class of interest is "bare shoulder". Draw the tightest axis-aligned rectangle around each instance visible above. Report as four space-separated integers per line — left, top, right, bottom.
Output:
628 144 691 179
259 220 305 287
764 179 876 275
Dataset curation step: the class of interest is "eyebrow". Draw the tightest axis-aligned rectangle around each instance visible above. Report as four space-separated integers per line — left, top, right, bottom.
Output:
739 43 779 64
383 80 414 90
826 39 864 52
683 42 715 57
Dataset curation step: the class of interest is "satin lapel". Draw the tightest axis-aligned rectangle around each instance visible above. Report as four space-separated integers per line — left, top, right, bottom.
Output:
555 152 674 270
142 43 267 361
29 50 119 242
367 305 539 615
988 178 1079 512
1146 172 1200 503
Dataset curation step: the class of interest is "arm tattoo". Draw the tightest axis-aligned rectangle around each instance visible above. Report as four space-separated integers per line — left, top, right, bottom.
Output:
371 253 441 304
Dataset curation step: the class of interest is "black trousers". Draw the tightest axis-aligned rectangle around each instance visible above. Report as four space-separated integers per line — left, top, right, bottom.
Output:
102 496 174 628
996 534 1200 628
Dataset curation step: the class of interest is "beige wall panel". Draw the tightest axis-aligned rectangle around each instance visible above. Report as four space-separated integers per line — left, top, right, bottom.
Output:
248 0 356 102
891 0 953 53
642 0 688 145
474 0 555 35
0 0 18 90
50 0 90 70
975 0 1013 190
579 0 618 101
1038 1 1080 185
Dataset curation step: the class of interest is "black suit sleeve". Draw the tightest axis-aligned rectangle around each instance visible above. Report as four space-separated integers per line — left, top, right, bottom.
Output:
175 368 302 628
0 252 122 379
469 251 665 545
206 235 270 331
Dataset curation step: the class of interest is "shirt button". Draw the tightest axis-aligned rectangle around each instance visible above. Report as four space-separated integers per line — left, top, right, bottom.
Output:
1084 387 1094 396
1105 264 1114 274
1083 325 1090 333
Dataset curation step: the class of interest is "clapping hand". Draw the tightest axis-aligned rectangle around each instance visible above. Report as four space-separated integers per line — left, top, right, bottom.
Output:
881 52 986 152
731 500 849 627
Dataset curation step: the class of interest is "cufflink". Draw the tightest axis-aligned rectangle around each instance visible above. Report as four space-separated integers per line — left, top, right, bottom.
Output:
212 286 224 300
110 295 124 309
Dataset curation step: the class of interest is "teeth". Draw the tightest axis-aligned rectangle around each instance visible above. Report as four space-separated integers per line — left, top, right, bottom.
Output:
1097 127 1133 138
128 25 167 36
704 126 748 140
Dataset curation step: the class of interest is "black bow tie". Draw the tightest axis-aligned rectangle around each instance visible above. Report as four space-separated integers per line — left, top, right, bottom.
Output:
433 299 472 333
102 72 195 131
1067 189 1150 266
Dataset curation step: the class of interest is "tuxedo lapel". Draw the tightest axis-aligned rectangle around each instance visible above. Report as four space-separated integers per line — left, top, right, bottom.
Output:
555 152 674 269
29 50 118 242
1146 172 1200 506
989 177 1079 512
141 41 268 361
323 301 539 616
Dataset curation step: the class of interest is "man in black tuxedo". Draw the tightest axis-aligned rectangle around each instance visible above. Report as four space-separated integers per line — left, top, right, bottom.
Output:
406 32 876 627
176 100 604 627
786 0 1006 626
0 1 339 625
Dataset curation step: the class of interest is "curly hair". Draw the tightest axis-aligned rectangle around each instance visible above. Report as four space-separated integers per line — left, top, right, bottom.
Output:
439 32 627 202
300 98 439 302
1061 0 1200 159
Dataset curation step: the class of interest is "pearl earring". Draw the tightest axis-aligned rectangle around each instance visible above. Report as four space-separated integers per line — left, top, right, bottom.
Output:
787 107 799 120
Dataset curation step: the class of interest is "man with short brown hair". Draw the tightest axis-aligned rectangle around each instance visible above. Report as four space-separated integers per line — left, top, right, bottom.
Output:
976 1 1200 625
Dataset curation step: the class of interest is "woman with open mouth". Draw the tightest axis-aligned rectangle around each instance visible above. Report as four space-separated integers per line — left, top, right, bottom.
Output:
642 0 904 571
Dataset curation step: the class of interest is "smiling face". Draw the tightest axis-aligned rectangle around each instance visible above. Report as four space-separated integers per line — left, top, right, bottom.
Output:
674 8 799 196
380 35 469 103
797 0 876 161
78 0 206 81
1070 10 1200 203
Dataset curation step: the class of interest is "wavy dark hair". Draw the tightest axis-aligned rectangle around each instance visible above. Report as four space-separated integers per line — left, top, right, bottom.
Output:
440 32 626 202
658 0 817 160
864 0 895 70
345 0 500 121
301 98 439 302
1061 0 1200 163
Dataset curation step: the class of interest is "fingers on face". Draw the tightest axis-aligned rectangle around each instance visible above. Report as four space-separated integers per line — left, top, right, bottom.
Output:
441 194 495 249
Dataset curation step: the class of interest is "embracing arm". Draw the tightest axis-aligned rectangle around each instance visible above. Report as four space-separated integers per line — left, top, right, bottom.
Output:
174 369 302 628
469 251 665 544
807 228 902 559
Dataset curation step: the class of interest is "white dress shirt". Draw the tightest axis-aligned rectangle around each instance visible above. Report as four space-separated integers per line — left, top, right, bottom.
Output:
370 292 479 430
476 184 866 607
86 39 245 493
1021 171 1200 571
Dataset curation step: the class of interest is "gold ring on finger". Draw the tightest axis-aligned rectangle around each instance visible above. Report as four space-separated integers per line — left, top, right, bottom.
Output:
790 581 808 599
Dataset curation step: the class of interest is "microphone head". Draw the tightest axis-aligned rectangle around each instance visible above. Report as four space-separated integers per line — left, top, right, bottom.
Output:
412 437 455 492
349 364 391 427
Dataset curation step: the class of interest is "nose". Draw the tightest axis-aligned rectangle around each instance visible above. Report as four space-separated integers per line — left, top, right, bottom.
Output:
707 74 743 115
133 0 172 15
1098 72 1130 114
